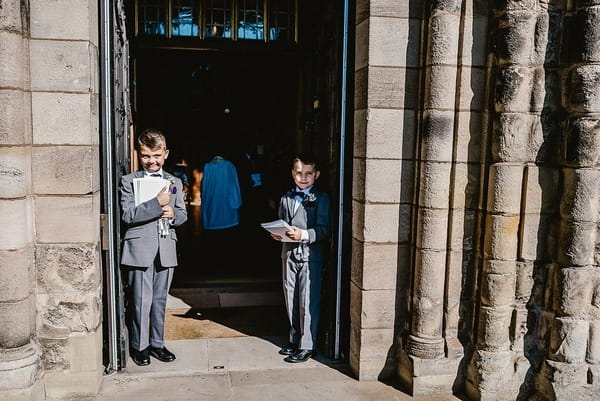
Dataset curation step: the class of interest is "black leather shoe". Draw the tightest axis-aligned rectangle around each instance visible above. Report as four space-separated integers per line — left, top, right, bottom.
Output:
131 348 150 366
148 346 176 362
284 349 314 363
278 343 297 356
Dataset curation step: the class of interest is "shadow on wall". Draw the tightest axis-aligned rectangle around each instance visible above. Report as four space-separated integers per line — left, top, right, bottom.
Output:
452 0 490 396
379 0 498 396
385 0 424 385
516 8 563 401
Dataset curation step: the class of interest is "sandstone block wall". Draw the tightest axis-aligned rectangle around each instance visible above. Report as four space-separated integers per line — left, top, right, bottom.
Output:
0 0 43 399
0 0 102 400
29 0 103 397
351 0 422 381
351 1 599 400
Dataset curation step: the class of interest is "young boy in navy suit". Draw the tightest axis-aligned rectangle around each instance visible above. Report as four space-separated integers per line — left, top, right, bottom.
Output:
271 153 330 363
120 129 187 366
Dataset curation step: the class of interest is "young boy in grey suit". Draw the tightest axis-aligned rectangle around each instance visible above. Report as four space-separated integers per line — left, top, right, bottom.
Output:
120 129 187 366
271 153 330 363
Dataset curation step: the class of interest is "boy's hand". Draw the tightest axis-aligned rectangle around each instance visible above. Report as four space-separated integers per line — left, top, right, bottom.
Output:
157 186 171 206
161 205 174 219
270 233 282 241
285 226 302 241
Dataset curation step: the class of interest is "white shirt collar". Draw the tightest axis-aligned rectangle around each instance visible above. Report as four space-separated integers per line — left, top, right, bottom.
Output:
295 186 312 194
144 169 164 177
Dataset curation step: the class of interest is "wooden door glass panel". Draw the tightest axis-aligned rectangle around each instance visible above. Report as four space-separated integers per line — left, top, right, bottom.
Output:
172 0 200 37
268 0 292 41
136 0 294 42
138 0 167 36
237 0 264 40
204 0 232 38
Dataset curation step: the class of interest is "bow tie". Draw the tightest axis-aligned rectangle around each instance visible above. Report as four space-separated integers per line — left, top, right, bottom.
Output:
149 173 161 177
291 190 306 198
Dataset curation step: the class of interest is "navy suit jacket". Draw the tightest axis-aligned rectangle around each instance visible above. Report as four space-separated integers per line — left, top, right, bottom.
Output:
278 187 330 262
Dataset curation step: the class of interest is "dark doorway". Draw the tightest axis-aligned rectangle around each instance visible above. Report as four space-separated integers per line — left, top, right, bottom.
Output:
127 0 346 288
107 0 353 364
133 48 298 285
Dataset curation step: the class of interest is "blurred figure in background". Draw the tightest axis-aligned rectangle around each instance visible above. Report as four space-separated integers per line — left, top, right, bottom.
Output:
200 152 242 270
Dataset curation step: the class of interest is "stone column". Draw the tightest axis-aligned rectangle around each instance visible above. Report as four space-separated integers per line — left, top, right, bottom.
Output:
0 0 43 399
465 1 556 399
445 0 488 363
29 0 103 398
350 0 421 380
536 3 600 400
399 1 463 395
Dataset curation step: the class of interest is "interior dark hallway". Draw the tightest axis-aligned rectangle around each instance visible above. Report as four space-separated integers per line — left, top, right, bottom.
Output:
127 0 346 290
133 47 299 286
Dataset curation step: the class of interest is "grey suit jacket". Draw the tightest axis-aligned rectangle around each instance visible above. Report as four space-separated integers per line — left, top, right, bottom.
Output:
120 170 187 268
278 188 330 262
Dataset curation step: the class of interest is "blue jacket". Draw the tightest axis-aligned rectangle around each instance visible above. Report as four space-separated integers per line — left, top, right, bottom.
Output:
201 157 242 230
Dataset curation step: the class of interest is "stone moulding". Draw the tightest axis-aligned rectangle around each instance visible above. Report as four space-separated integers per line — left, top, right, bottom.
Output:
0 343 41 390
405 334 446 359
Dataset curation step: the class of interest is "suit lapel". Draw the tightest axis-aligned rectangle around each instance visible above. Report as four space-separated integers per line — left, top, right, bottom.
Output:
286 193 296 219
288 187 319 220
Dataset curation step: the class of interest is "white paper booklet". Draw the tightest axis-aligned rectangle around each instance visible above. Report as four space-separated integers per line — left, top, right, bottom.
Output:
132 177 170 206
261 219 300 242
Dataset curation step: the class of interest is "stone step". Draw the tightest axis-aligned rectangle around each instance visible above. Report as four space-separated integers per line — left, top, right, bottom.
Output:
168 283 283 310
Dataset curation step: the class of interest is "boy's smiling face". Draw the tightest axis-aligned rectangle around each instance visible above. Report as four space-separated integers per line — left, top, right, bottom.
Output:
138 144 169 173
291 161 319 190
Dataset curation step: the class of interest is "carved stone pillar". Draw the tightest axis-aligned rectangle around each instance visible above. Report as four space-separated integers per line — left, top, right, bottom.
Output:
0 0 43 399
399 0 464 395
536 3 600 400
465 1 557 399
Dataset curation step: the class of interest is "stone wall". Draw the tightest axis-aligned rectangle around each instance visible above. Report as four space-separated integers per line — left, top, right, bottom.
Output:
0 0 103 400
0 0 43 399
536 1 600 400
351 0 421 380
30 0 103 398
351 1 599 400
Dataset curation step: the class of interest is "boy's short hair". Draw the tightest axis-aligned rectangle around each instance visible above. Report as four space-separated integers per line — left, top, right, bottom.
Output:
136 128 167 151
292 152 319 170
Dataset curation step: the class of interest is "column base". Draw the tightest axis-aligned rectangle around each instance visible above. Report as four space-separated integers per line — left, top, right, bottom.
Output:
0 344 42 400
397 337 462 396
464 349 529 401
533 360 600 401
405 334 445 359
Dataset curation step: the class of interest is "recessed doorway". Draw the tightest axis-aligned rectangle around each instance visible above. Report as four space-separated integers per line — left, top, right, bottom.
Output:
133 47 298 286
101 0 352 371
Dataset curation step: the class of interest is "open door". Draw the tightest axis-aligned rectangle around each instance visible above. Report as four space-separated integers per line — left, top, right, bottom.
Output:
99 0 132 372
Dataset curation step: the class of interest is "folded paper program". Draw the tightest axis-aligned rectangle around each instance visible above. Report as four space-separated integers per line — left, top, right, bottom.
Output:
260 219 300 242
133 177 170 206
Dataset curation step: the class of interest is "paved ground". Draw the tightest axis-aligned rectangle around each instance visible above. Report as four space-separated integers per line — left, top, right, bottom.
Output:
92 336 462 401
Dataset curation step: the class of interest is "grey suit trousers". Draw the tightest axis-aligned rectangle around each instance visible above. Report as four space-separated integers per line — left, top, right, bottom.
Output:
127 259 173 351
282 256 322 350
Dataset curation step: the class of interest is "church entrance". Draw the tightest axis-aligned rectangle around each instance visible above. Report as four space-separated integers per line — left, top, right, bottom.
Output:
101 0 352 371
133 48 297 286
